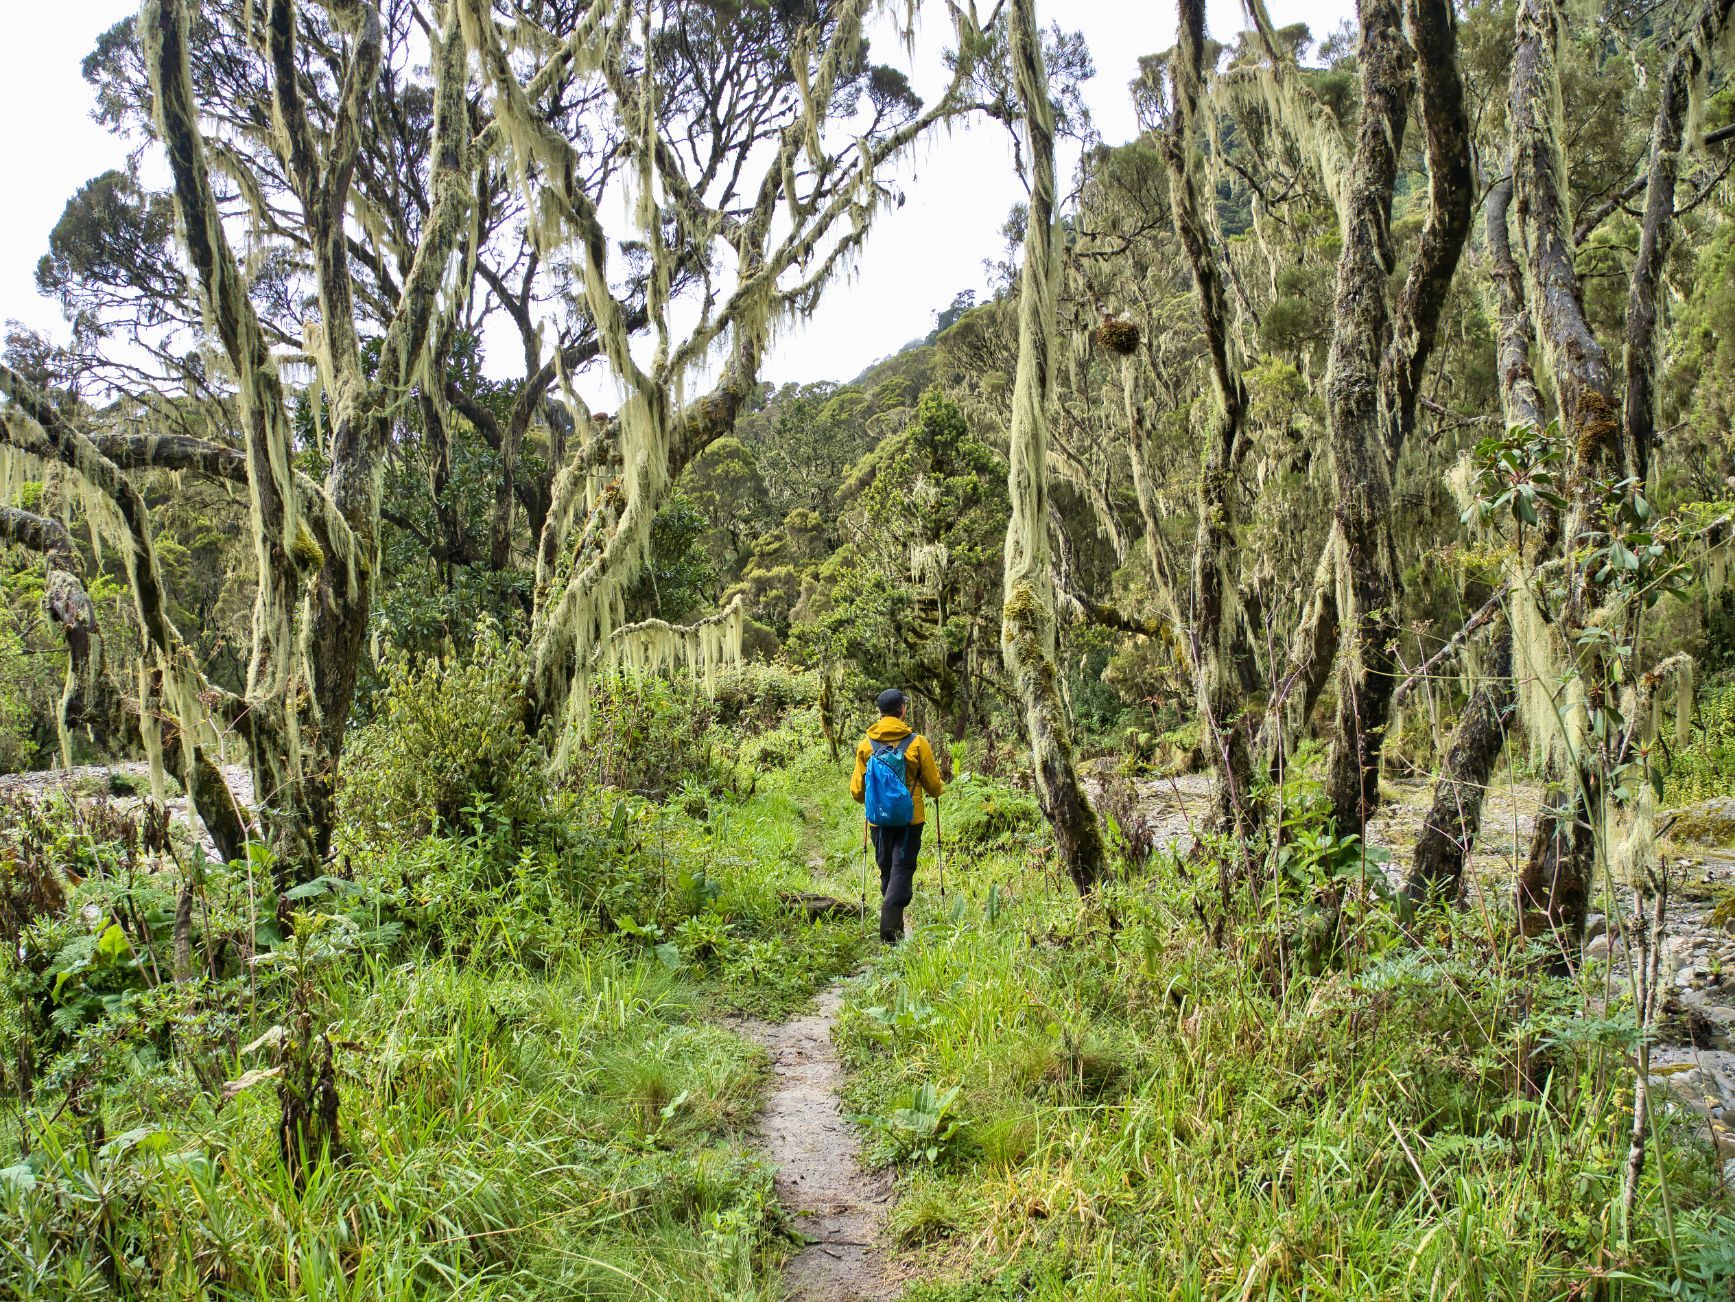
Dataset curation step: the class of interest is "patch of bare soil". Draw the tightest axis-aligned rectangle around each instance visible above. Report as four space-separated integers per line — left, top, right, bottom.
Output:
739 985 899 1301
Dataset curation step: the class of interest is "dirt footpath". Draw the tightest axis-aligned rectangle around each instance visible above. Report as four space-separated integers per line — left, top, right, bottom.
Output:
739 984 900 1301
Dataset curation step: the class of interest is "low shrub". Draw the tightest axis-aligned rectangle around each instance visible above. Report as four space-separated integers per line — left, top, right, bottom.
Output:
338 622 545 848
944 784 1045 855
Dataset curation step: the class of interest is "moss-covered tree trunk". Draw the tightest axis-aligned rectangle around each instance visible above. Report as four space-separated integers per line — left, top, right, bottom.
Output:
1404 623 1514 904
1002 0 1108 894
1320 0 1413 835
1622 0 1735 482
1163 0 1254 836
1507 0 1623 949
0 499 252 862
1507 0 1732 951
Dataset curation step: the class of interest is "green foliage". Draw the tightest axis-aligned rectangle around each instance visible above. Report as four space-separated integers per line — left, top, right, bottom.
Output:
943 782 1046 855
1267 752 1397 975
0 950 781 1299
574 675 726 796
1461 422 1569 535
338 623 544 847
677 440 770 581
1663 672 1735 805
834 810 1721 1297
2 540 73 772
1118 718 1202 775
849 1080 966 1165
789 388 1007 732
0 686 884 1297
625 492 720 623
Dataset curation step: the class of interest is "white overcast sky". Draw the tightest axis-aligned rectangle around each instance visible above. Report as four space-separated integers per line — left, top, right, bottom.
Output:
0 0 1351 388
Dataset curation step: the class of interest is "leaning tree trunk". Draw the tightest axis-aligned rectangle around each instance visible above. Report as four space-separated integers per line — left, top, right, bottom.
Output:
1002 0 1107 894
1321 0 1414 835
1403 174 1540 904
1405 621 1515 904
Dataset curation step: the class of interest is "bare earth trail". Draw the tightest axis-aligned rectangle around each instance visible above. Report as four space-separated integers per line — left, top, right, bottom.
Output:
738 986 899 1301
733 793 902 1300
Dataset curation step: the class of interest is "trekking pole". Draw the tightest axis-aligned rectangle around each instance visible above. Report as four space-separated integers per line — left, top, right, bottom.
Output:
861 818 871 918
936 797 945 901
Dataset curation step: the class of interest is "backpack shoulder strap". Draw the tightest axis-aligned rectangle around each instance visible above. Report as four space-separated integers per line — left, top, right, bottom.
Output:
892 734 915 758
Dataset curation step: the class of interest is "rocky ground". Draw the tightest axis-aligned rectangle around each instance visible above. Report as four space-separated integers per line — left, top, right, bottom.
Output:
0 761 254 860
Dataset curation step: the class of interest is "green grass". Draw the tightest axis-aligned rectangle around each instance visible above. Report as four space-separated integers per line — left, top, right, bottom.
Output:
8 700 1732 1299
0 713 871 1300
823 778 1735 1300
4 949 781 1298
1663 671 1735 806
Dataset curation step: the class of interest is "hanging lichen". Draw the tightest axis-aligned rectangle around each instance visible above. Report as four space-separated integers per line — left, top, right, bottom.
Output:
1000 0 1108 893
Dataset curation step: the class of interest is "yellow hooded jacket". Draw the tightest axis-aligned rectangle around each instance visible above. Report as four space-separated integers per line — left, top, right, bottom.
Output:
851 716 945 825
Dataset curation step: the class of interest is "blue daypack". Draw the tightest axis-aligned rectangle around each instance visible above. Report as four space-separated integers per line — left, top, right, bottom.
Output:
864 734 916 827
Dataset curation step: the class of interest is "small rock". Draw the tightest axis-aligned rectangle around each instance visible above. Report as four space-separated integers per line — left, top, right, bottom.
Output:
1585 913 1608 942
1585 935 1612 963
1695 1005 1735 1050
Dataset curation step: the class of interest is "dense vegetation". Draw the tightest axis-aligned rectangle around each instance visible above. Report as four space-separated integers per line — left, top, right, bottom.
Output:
3 0 1735 1295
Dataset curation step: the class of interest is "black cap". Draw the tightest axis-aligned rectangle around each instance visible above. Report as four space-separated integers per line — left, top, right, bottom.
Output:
876 688 906 715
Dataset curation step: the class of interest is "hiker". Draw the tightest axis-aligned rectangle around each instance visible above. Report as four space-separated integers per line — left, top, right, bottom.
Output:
850 688 944 943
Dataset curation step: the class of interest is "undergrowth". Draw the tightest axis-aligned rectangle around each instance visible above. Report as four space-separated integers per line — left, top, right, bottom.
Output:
1663 670 1735 807
5 658 1732 1299
834 764 1735 1300
0 664 866 1298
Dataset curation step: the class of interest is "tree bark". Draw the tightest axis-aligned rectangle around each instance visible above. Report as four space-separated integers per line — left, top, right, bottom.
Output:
1402 175 1539 907
1002 0 1107 894
1163 0 1256 835
1383 0 1474 466
1508 0 1623 949
1322 0 1413 835
1405 619 1515 904
1622 0 1735 482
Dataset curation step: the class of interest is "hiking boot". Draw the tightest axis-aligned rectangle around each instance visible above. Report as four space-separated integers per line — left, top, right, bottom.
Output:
878 902 905 944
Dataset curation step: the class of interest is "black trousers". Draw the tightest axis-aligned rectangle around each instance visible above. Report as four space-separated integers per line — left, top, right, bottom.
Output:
871 823 923 940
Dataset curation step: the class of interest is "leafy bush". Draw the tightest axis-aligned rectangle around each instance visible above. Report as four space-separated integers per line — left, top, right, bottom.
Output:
570 675 723 796
352 805 610 967
850 1080 967 1165
339 622 545 847
710 664 819 730
570 664 822 799
1118 719 1202 775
